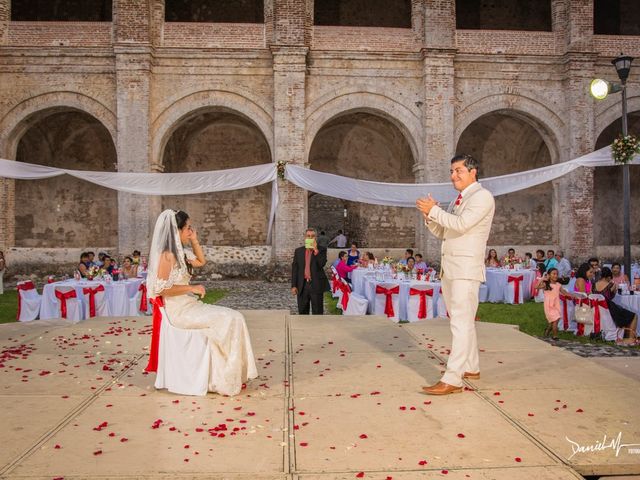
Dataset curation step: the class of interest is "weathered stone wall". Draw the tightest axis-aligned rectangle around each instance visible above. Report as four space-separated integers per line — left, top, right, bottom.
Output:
0 0 638 278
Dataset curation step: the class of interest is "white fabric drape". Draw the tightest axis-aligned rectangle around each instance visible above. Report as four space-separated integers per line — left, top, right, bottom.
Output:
284 146 639 206
0 159 276 195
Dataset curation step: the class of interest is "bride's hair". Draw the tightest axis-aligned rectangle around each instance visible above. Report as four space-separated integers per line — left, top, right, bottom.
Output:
175 210 194 276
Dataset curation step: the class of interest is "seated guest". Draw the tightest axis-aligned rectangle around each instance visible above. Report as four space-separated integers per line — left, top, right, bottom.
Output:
611 262 630 287
505 248 517 263
544 249 558 271
131 250 141 265
525 252 537 270
399 248 413 265
593 267 638 344
588 257 602 282
365 251 377 266
87 251 97 267
485 248 501 267
406 256 416 272
331 252 343 270
346 242 360 266
414 253 428 272
78 252 89 278
336 250 358 282
121 256 138 279
96 252 107 267
555 251 571 278
102 256 115 277
573 262 594 294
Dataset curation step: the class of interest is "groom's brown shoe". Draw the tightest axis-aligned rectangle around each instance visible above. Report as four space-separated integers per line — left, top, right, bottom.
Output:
463 371 480 380
421 381 463 395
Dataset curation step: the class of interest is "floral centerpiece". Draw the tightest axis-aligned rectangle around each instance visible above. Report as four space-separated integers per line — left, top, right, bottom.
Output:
612 134 640 165
86 265 106 280
381 256 393 266
502 255 523 269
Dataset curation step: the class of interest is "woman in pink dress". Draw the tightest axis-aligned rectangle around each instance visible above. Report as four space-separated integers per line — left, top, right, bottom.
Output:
536 268 577 340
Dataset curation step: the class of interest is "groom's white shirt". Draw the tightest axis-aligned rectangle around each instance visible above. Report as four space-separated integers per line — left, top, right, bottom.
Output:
426 182 495 282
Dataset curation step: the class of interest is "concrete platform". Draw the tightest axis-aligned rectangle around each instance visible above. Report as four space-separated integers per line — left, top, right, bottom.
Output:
1 312 638 479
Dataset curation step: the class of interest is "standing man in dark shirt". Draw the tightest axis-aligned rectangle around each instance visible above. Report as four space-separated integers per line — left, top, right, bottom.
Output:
291 228 329 314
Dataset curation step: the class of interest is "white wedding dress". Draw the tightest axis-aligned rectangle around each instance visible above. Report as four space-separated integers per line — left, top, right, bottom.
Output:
161 252 258 396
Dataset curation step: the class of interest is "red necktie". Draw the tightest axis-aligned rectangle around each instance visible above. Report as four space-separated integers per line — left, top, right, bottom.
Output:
455 194 463 206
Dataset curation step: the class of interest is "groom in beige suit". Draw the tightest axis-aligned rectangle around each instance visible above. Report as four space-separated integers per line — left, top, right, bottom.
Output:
416 154 495 395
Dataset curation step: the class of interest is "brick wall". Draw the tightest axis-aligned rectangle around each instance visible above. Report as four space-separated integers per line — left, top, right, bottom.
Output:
8 21 112 46
312 26 420 52
455 30 556 55
163 22 266 48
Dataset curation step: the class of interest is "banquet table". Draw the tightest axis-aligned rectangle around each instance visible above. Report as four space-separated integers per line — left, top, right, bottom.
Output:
613 293 640 335
485 268 536 303
40 277 146 320
355 275 442 321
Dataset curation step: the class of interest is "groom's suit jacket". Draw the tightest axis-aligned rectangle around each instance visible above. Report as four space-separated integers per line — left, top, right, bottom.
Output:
426 182 495 282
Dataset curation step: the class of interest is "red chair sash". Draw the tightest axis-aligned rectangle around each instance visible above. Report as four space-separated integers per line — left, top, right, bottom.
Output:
82 284 105 318
138 283 148 312
55 289 77 319
16 281 37 320
331 275 341 294
589 298 608 334
409 288 433 319
145 297 165 373
559 293 572 330
338 282 351 310
508 275 523 304
376 285 400 318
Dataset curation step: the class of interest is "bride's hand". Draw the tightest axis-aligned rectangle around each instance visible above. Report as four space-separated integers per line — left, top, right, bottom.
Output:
189 226 199 244
191 284 206 299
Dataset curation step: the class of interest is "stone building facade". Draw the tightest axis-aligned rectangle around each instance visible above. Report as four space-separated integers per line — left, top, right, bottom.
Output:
0 0 639 277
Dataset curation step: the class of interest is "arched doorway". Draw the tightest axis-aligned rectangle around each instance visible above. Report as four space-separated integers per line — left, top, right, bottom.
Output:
456 111 554 246
308 111 415 248
161 109 272 245
15 109 117 247
594 112 640 246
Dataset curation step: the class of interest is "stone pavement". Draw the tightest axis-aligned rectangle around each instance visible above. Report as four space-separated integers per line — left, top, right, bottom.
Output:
1 312 639 479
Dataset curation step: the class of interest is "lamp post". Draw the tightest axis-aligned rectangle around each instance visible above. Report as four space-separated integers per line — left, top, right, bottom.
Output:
590 54 634 282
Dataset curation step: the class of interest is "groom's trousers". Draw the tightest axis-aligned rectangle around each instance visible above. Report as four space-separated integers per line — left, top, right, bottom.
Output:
440 276 480 387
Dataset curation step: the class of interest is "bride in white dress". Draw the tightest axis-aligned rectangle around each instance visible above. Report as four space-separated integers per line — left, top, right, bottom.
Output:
146 209 257 396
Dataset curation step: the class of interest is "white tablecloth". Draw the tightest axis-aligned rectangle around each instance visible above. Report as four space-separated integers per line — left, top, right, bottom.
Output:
485 268 536 303
613 293 640 335
40 278 145 320
359 277 442 321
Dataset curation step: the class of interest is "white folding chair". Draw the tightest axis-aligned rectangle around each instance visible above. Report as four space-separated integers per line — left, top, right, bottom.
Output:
505 274 524 304
589 294 622 341
154 300 211 396
374 282 400 322
407 282 434 322
559 293 576 332
479 283 489 303
54 286 82 322
82 284 109 318
330 270 342 299
336 279 368 315
16 281 41 322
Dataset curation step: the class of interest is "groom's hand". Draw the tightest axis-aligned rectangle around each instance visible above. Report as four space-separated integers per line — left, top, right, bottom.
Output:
416 194 438 216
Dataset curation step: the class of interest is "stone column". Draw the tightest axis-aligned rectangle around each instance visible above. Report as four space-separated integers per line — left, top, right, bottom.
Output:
419 0 456 264
270 0 310 266
113 0 154 255
0 0 12 251
272 46 308 265
554 0 597 261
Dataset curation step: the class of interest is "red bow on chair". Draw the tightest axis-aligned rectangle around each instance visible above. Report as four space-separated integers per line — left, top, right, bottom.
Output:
82 284 105 318
338 282 351 310
16 281 36 320
574 297 589 336
138 283 148 313
409 288 433 319
507 275 523 304
559 293 572 330
55 289 77 319
331 275 341 294
376 285 399 318
145 297 165 373
589 298 608 334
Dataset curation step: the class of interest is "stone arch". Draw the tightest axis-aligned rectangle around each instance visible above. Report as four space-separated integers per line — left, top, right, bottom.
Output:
152 90 273 168
0 91 116 159
159 106 273 246
455 92 563 163
594 93 640 141
305 90 422 165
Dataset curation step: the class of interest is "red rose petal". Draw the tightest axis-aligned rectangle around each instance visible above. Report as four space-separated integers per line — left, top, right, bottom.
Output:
359 434 368 439
54 444 61 449
300 442 308 447
528 413 535 417
120 438 128 442
493 392 501 396
457 433 465 438
576 408 584 413
356 473 365 478
93 450 102 456
515 457 522 462
418 460 428 466
441 469 448 474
